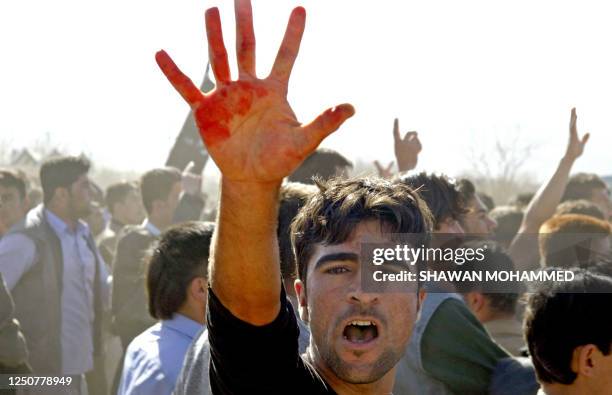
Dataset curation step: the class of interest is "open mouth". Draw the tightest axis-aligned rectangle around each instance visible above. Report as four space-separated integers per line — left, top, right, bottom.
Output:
342 320 379 344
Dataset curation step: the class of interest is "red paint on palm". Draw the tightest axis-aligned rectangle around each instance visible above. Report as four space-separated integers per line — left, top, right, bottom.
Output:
193 82 269 147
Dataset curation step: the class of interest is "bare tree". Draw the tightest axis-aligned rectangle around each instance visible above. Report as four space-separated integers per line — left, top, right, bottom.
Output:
464 128 539 205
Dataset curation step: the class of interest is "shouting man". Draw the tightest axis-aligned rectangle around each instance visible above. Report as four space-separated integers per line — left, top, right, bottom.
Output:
156 1 432 393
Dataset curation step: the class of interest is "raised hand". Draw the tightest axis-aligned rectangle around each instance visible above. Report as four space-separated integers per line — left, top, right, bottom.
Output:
156 0 354 183
393 118 422 172
374 160 394 179
564 107 590 161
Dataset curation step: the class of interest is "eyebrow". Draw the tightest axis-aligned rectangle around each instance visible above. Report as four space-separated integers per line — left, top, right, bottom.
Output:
314 252 360 270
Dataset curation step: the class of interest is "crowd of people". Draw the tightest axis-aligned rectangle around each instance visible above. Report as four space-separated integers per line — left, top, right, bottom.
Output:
2 1 612 394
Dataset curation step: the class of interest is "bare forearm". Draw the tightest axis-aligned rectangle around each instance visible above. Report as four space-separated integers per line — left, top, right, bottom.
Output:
520 156 574 232
210 178 282 325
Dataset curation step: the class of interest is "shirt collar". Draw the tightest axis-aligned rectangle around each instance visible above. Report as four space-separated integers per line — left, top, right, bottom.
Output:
162 314 203 339
45 208 88 237
142 219 161 237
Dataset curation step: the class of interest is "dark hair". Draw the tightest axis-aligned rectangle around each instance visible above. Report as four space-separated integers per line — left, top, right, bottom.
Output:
291 177 433 285
106 181 139 215
288 148 353 184
490 205 524 242
457 178 476 203
40 156 91 204
562 173 608 202
0 169 27 200
509 192 534 208
455 240 520 315
478 192 495 211
140 168 182 215
278 182 317 280
524 268 612 384
539 214 611 268
397 172 465 230
556 199 605 220
146 221 214 320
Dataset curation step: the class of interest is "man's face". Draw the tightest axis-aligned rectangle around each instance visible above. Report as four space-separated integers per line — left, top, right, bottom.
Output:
166 182 182 219
117 189 145 225
68 174 92 219
460 196 497 236
155 182 182 226
0 184 27 230
296 220 417 385
590 187 612 220
436 216 465 234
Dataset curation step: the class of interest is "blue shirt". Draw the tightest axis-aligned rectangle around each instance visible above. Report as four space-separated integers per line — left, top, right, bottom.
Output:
118 314 203 395
0 208 110 375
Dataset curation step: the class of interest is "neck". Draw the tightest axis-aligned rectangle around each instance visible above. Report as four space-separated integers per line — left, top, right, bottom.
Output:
308 350 395 395
177 303 206 325
46 205 78 231
147 214 169 232
485 310 514 323
541 382 585 395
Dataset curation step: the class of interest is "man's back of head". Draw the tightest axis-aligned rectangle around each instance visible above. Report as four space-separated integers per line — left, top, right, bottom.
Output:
539 214 611 269
524 269 612 394
562 172 611 219
397 172 465 233
278 182 317 287
288 148 352 184
489 205 524 248
555 199 605 220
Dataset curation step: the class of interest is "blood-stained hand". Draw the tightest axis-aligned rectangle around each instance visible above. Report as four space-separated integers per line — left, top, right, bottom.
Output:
156 0 355 183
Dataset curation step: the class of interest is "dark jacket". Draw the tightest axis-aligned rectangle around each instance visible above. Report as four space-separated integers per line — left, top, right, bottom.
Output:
0 273 30 373
10 205 105 374
111 225 157 348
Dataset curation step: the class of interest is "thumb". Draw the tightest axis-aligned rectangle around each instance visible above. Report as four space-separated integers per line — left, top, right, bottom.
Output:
300 104 355 152
581 133 590 146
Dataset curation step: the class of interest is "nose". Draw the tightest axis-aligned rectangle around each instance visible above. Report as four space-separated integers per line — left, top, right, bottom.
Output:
347 275 380 306
486 215 498 233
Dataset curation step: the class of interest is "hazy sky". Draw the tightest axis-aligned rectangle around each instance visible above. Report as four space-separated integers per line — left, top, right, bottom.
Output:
1 0 611 181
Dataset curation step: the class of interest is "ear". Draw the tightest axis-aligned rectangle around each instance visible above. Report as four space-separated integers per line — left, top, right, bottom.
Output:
53 187 69 204
465 292 485 313
572 344 598 378
189 277 208 303
418 289 427 306
294 279 309 323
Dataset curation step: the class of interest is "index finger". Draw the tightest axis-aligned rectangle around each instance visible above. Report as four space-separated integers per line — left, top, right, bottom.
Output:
156 50 203 107
393 118 400 142
569 107 577 137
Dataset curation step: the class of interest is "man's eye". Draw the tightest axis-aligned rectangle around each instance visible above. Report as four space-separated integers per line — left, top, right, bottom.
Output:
326 266 350 274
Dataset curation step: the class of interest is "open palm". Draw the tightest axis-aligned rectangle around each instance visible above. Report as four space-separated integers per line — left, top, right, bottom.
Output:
156 0 354 182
